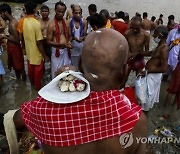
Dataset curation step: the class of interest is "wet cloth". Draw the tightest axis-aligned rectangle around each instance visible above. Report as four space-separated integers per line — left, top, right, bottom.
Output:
142 73 162 111
17 15 43 65
51 47 71 79
111 19 128 35
166 28 180 70
4 109 19 154
127 55 145 71
7 44 24 71
28 60 44 90
21 90 142 147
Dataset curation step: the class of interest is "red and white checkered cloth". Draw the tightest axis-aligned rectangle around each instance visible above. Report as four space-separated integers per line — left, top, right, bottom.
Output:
21 90 141 147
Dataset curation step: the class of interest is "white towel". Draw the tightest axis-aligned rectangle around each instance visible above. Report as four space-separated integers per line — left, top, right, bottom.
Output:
4 109 19 154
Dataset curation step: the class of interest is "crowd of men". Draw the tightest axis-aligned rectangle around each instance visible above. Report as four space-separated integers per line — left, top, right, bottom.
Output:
0 0 179 153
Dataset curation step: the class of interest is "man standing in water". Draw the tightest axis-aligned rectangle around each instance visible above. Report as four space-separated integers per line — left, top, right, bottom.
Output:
142 12 152 34
125 16 150 84
0 3 26 81
17 1 48 90
140 26 169 111
47 1 72 79
70 5 87 67
39 5 51 60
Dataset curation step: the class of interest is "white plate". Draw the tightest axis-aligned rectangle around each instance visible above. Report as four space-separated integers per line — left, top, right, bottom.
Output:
38 70 90 104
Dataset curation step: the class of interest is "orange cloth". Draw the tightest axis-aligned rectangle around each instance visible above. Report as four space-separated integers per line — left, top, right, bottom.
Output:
106 19 112 28
172 37 180 45
17 15 35 33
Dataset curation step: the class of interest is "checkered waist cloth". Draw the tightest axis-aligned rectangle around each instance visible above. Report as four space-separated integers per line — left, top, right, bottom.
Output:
21 90 142 147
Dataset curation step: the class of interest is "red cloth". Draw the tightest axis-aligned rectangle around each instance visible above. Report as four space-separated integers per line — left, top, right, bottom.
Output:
54 15 70 58
7 44 24 71
21 90 142 147
27 60 44 90
111 20 128 35
167 62 180 107
127 55 145 71
123 86 138 105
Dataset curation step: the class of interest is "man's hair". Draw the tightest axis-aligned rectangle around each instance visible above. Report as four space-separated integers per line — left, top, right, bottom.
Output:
143 12 148 18
135 12 141 18
131 16 142 24
0 3 12 15
72 5 82 13
40 5 49 11
55 1 67 10
151 16 156 21
168 15 175 21
156 26 168 38
99 9 110 19
24 1 37 15
88 4 97 13
90 13 106 29
160 14 163 18
117 11 125 20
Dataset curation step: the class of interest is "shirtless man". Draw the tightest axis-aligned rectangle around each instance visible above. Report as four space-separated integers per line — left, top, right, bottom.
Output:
47 1 72 79
39 5 51 59
142 12 152 34
70 5 87 67
125 16 150 84
6 28 147 154
139 26 168 111
0 3 26 80
66 4 74 20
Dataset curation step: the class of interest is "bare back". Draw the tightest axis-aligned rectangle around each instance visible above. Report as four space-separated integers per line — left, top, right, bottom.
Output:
142 19 152 31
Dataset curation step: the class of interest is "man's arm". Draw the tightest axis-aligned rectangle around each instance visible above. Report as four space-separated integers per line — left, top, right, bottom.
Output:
0 17 6 32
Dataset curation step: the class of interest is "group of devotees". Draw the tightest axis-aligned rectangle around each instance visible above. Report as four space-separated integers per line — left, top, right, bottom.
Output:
0 0 179 154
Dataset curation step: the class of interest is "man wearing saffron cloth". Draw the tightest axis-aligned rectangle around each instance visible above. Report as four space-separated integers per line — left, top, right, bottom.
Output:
70 5 87 68
47 2 72 79
10 28 147 154
17 1 48 90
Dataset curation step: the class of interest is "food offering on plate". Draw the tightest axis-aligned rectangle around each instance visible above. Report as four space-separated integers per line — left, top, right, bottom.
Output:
58 75 86 92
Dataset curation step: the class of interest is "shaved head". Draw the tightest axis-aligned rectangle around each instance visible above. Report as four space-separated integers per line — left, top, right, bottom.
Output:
80 28 129 91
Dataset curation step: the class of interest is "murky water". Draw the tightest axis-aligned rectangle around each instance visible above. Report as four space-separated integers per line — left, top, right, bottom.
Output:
1 0 180 23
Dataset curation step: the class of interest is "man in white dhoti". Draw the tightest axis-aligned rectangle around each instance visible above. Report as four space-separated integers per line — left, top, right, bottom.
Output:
139 26 169 111
47 2 72 79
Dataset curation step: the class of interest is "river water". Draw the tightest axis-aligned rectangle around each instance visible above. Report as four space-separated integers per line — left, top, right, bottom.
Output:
2 0 180 23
